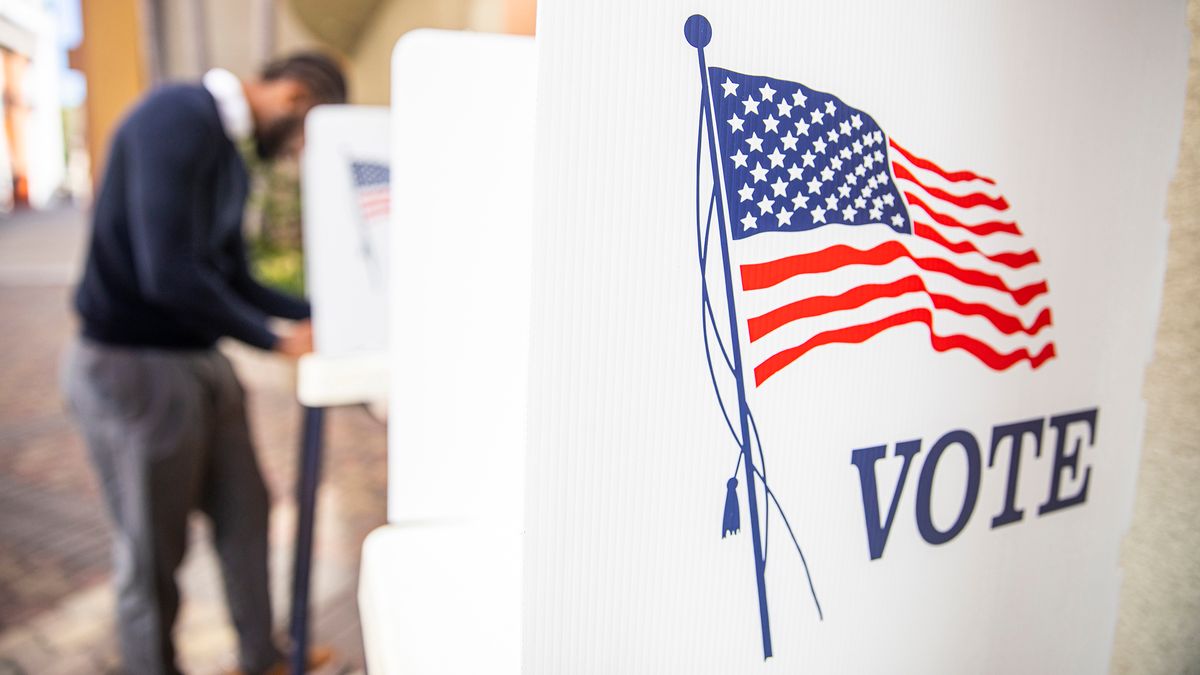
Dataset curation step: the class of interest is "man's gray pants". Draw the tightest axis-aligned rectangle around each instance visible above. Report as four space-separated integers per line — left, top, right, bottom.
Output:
63 339 282 675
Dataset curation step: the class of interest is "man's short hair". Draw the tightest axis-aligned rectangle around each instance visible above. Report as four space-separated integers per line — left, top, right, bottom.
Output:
260 51 348 105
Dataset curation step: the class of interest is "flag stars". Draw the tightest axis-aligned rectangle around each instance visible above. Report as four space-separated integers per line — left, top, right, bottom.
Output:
746 133 764 153
770 177 789 197
763 115 780 133
846 173 858 186
776 100 793 118
800 150 816 168
750 162 769 183
842 206 858 221
882 193 896 206
837 184 851 199
730 150 749 168
759 83 777 101
864 155 876 170
824 101 837 116
791 193 809 210
742 96 760 115
851 114 863 129
767 148 786 168
794 119 811 136
813 138 828 154
810 109 825 125
737 183 755 202
840 147 852 160
891 214 906 229
776 208 794 227
787 163 804 181
727 114 745 132
852 140 863 154
873 150 885 163
869 207 882 220
792 89 808 108
855 164 867 177
721 78 739 97
854 196 867 209
811 206 827 223
877 171 890 185
820 166 835 182
806 177 823 194
839 120 852 136
740 212 758 230
780 132 799 151
826 129 839 143
825 194 839 210
830 157 844 171
757 195 776 215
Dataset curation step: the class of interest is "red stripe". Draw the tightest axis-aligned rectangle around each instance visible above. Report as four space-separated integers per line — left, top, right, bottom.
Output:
928 293 1053 337
749 276 922 341
914 222 1038 269
892 162 1009 211
904 191 1020 236
740 241 1049 306
746 274 1053 342
888 140 996 185
753 307 1056 385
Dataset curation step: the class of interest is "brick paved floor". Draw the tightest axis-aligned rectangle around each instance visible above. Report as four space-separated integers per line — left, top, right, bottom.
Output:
0 208 388 674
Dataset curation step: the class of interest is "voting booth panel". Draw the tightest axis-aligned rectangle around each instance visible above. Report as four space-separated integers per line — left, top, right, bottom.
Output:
359 30 536 675
386 30 535 529
302 105 391 356
299 105 391 407
524 2 1187 674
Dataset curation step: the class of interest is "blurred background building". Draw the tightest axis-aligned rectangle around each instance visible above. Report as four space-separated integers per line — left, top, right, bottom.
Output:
0 0 74 213
0 0 536 215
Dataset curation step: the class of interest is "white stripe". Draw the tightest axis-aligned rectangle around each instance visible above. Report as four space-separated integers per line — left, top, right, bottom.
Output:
730 223 1049 298
743 289 1053 382
888 153 1003 201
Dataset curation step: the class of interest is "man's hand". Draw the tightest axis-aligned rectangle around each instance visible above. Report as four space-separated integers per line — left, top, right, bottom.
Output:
275 320 314 358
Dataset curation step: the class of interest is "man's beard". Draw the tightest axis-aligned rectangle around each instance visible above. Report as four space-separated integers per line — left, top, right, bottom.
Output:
254 116 301 161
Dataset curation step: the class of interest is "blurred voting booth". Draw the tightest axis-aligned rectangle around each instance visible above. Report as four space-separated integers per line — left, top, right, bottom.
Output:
299 105 391 407
291 104 392 673
332 2 1189 674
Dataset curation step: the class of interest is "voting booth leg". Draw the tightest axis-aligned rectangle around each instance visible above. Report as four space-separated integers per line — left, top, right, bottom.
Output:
289 405 326 674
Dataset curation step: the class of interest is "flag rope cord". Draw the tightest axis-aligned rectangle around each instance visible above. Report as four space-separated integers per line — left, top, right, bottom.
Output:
725 410 824 622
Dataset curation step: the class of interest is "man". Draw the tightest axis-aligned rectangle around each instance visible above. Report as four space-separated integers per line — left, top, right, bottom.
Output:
64 53 346 674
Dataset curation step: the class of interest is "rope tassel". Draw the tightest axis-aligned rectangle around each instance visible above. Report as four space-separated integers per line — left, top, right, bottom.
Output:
722 477 740 538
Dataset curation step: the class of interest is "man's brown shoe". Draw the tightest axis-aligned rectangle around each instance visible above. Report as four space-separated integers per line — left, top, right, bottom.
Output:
228 645 336 675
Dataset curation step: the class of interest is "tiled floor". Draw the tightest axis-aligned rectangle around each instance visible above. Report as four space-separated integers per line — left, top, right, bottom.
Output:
0 208 388 674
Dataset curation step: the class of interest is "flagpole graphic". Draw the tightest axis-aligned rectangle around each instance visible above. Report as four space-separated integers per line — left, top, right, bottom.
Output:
687 13 775 660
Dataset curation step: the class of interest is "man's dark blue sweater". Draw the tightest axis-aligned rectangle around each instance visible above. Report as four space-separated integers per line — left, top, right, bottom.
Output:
75 83 308 351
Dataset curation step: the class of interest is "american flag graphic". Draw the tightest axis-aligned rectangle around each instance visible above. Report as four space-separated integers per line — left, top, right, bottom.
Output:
709 68 1056 386
351 160 391 224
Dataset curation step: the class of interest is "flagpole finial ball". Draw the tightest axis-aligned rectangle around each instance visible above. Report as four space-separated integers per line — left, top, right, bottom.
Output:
685 15 711 48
